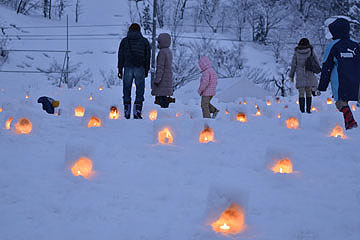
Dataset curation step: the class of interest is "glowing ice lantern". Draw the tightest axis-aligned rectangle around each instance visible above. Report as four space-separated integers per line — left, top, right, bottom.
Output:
89 95 93 101
5 117 13 130
74 106 85 117
266 100 271 106
158 128 173 144
199 126 215 143
14 118 32 134
255 107 261 116
286 117 299 129
149 110 158 121
225 109 229 115
71 157 93 179
88 116 102 128
211 203 246 235
0 107 2 112
109 106 119 119
277 113 281 119
327 98 333 104
329 124 347 139
236 113 247 122
352 105 356 111
99 86 103 91
271 158 293 174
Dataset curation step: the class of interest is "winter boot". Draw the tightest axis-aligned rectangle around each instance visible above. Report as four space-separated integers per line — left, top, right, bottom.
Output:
299 98 305 113
124 103 131 119
340 106 358 130
133 103 143 119
212 110 220 119
306 97 312 113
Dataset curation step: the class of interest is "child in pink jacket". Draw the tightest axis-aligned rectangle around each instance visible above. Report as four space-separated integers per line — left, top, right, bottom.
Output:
198 56 219 118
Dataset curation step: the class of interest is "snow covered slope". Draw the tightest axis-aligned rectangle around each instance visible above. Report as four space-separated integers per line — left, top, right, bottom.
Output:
1 2 360 240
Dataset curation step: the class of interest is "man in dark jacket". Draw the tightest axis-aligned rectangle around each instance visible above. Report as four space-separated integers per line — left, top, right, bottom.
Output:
318 18 360 130
118 23 151 119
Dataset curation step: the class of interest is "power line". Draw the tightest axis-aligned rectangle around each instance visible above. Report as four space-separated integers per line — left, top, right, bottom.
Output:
0 34 327 46
2 49 70 52
0 70 68 74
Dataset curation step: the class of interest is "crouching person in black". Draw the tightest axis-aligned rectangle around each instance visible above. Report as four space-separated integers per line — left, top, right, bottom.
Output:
37 96 60 114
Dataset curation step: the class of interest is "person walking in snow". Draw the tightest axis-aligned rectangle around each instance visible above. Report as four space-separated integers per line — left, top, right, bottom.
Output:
289 38 321 113
152 33 174 108
198 56 219 119
318 18 360 130
118 23 151 119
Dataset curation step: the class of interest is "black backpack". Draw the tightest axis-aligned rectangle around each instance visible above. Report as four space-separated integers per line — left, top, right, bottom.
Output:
305 49 321 74
127 39 145 67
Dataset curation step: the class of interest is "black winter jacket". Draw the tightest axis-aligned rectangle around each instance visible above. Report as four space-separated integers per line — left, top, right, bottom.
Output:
118 30 151 74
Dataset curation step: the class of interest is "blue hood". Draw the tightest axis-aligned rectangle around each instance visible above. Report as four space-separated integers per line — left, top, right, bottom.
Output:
329 18 350 40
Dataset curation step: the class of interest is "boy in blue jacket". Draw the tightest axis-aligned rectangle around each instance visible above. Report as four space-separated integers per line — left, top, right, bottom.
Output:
318 18 360 130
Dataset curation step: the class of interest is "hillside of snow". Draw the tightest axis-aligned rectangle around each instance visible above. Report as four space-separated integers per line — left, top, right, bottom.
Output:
1 1 360 240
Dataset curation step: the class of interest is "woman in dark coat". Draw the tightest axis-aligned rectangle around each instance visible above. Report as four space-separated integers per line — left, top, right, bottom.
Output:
152 33 173 108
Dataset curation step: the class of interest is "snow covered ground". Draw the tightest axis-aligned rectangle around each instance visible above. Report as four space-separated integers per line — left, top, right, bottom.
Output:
1 2 360 240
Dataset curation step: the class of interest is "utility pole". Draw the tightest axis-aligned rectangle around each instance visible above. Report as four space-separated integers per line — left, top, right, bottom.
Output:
151 0 157 83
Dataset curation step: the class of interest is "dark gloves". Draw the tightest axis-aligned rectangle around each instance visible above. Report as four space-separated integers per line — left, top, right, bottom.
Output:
118 71 122 79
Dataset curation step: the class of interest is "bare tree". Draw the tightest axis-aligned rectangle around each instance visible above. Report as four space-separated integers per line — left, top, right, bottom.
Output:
75 0 81 23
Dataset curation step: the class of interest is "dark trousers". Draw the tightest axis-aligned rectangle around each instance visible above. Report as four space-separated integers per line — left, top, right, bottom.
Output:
123 67 145 104
201 96 217 118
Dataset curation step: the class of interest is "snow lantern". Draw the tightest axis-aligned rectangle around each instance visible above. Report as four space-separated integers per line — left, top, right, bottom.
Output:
0 107 2 112
271 158 293 174
225 109 229 115
5 117 13 130
109 106 119 120
286 117 299 129
329 124 347 139
149 110 158 121
89 95 93 101
88 116 102 128
78 86 82 91
158 127 173 144
71 157 93 179
352 104 356 111
266 100 271 106
312 106 319 112
243 100 247 105
296 100 299 105
277 113 281 119
74 106 85 117
327 98 333 104
99 86 103 91
14 118 32 134
211 203 246 235
25 92 29 99
236 113 247 122
255 107 261 116
199 125 215 143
